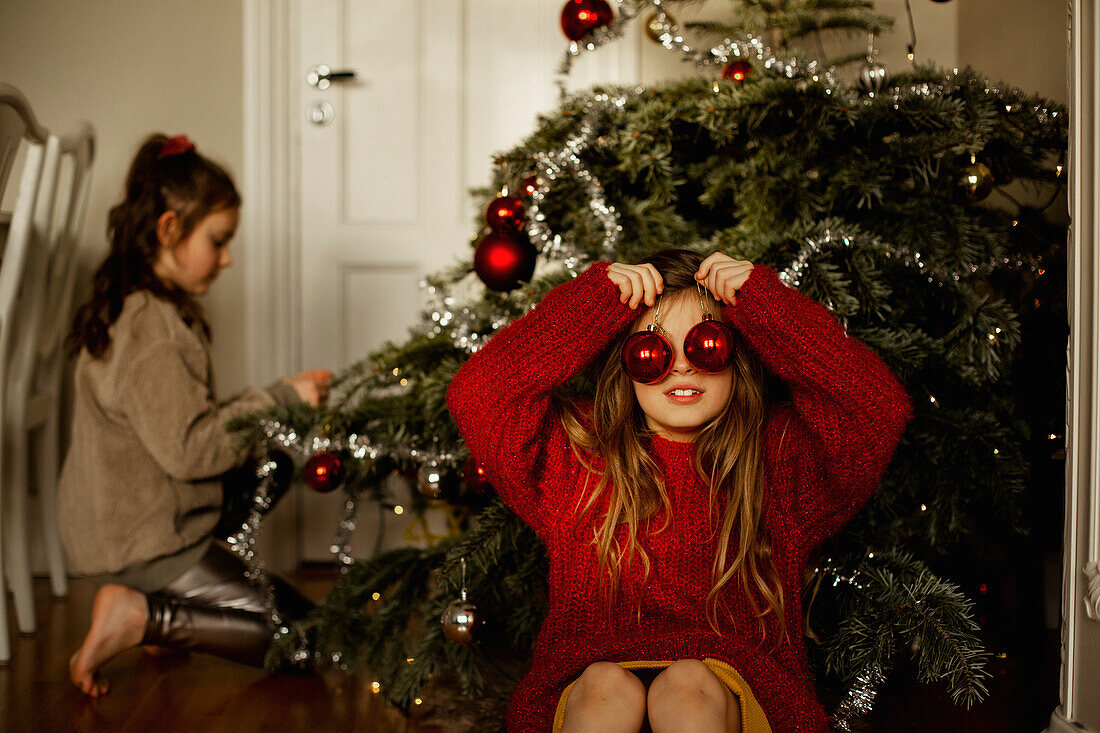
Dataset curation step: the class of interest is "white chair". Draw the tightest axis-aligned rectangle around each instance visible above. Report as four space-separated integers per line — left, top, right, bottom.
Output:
2 89 95 666
23 122 95 601
0 82 50 662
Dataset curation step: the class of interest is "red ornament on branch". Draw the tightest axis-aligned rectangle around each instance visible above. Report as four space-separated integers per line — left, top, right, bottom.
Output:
304 451 344 493
474 232 537 292
722 60 753 83
560 0 613 41
485 195 526 232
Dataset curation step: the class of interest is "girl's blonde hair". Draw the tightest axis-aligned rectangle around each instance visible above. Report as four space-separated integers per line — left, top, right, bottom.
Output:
559 249 785 639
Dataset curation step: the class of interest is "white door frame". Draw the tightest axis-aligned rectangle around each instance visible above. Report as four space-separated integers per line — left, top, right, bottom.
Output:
241 0 302 572
243 0 300 389
1048 1 1100 731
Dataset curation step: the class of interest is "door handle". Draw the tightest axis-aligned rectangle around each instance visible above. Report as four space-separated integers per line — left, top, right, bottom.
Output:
307 65 358 90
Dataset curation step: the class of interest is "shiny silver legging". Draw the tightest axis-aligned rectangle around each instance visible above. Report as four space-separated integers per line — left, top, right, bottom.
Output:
141 543 312 667
140 460 311 667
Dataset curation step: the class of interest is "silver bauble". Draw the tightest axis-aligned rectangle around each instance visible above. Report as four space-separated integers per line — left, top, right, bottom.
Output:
441 599 478 644
417 458 444 498
857 61 888 94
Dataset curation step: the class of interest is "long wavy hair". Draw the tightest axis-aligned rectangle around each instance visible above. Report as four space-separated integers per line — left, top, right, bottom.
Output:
560 249 785 639
67 133 240 358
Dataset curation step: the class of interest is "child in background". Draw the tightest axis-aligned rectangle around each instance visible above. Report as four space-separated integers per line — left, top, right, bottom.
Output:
59 133 330 697
447 249 912 732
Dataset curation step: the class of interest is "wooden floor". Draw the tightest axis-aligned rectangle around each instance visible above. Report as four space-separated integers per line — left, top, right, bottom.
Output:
0 571 446 733
1 570 1059 732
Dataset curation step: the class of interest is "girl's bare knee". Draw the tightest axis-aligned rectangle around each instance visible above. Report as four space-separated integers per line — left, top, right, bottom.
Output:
572 662 646 706
649 659 725 703
648 659 736 731
564 662 647 730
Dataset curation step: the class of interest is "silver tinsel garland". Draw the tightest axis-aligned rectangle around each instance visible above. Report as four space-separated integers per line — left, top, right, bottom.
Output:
225 448 310 663
832 664 888 732
528 89 630 265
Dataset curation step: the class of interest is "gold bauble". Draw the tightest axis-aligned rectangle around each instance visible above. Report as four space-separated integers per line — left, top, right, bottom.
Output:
957 161 994 202
644 11 676 43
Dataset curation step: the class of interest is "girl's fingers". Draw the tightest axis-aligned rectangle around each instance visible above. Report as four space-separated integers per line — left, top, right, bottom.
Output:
695 252 730 280
705 261 752 304
644 263 664 294
637 267 659 307
607 265 634 303
625 269 645 309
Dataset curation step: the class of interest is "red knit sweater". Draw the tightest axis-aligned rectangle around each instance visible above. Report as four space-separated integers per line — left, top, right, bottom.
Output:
447 262 912 732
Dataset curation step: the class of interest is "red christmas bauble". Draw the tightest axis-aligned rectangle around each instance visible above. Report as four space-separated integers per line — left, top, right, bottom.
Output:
462 457 491 493
722 60 753 83
485 195 526 232
683 318 735 373
621 330 673 384
560 0 613 41
304 451 344 493
474 232 537 291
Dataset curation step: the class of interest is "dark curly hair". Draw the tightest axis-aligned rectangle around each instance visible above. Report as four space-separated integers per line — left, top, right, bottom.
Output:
67 133 240 358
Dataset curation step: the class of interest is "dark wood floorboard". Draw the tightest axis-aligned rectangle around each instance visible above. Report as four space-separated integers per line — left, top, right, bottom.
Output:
0 571 1059 732
0 572 442 733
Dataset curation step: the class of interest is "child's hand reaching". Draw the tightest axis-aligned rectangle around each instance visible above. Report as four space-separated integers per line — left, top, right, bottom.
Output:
695 253 754 306
283 369 332 408
606 262 664 309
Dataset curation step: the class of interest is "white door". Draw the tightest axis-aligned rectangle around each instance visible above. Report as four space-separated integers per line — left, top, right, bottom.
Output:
294 0 639 560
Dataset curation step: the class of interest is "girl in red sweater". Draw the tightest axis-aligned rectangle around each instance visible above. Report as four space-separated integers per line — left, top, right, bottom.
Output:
447 249 912 732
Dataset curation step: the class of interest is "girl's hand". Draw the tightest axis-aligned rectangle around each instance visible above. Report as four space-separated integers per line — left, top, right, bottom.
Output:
606 262 664 309
695 253 754 306
284 368 333 408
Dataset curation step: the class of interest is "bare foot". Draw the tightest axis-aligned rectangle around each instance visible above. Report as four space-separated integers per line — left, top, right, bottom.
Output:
69 584 148 697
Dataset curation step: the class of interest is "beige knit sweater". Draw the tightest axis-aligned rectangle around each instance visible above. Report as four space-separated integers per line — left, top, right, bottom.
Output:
58 290 300 590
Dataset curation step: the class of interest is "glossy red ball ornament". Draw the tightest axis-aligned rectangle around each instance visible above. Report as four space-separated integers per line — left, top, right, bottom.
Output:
304 451 344 493
485 195 526 232
683 318 735 373
474 232 537 291
721 59 753 83
560 0 614 41
622 330 674 384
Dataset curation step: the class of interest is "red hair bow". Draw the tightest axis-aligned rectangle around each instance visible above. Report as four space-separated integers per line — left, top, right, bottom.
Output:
160 134 195 158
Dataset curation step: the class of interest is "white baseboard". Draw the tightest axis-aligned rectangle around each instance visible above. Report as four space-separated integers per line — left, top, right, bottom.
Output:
1046 707 1096 733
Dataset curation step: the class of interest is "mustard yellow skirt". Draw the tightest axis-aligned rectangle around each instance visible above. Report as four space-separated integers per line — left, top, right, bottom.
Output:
552 658 772 733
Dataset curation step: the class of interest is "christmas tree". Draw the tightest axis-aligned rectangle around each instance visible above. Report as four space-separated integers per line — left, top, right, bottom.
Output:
230 1 1067 729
